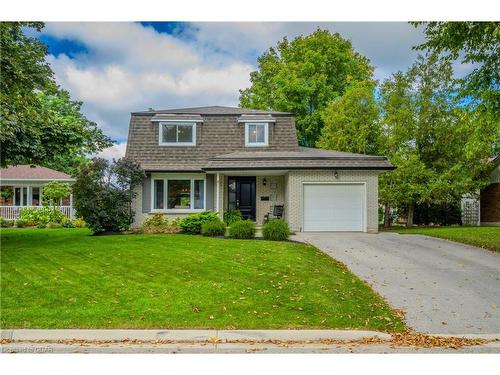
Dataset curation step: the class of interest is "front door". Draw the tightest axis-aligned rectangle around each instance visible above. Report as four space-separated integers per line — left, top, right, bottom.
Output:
228 177 256 220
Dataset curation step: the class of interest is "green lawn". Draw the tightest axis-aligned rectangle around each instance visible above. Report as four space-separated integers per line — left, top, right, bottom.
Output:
393 226 500 252
0 228 403 332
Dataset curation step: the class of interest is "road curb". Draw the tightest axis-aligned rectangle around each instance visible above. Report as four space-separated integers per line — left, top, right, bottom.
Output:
1 329 391 342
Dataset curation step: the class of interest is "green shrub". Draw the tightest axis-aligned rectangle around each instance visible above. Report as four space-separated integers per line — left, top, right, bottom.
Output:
143 214 168 227
0 218 14 227
15 219 30 228
201 219 226 237
73 217 87 228
228 220 256 239
72 158 146 234
223 209 242 226
47 222 63 229
262 219 289 241
37 223 47 229
19 207 65 226
62 218 75 228
142 214 181 234
180 211 219 234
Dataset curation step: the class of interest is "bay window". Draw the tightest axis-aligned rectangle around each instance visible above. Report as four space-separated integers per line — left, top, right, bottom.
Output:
152 176 205 211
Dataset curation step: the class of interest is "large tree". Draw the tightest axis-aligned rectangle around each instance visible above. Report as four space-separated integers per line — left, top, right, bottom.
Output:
0 22 111 170
239 29 373 146
317 80 381 155
379 54 497 226
413 22 500 117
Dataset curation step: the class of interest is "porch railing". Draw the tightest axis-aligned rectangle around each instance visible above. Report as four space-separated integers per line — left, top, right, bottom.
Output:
0 206 75 220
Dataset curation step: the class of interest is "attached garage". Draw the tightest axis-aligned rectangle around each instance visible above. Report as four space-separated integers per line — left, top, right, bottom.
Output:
303 183 366 232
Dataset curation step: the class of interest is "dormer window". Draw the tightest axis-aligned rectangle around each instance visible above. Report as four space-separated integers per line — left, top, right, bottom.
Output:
159 122 196 146
245 122 268 147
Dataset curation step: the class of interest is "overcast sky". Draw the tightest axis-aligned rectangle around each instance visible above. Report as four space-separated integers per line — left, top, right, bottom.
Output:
39 22 428 159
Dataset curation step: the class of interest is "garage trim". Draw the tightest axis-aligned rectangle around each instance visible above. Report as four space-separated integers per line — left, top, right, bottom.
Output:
301 182 367 232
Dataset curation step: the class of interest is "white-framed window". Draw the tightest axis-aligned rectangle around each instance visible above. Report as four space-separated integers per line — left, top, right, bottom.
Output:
159 121 196 146
245 122 268 147
151 175 206 212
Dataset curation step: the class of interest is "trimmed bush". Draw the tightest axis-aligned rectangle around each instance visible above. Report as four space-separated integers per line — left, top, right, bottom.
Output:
223 209 242 226
0 218 14 228
262 219 289 241
201 219 226 237
180 211 219 234
142 214 181 234
228 220 256 239
15 219 30 228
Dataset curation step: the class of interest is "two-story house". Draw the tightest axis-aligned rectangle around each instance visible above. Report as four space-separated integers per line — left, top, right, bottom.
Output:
125 106 394 232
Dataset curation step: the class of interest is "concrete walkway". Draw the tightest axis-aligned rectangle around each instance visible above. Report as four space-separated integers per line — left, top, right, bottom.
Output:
293 232 500 335
0 329 390 341
1 329 499 353
3 341 500 353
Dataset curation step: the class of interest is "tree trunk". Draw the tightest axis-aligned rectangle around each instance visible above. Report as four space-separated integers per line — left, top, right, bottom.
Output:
384 203 391 228
406 202 415 227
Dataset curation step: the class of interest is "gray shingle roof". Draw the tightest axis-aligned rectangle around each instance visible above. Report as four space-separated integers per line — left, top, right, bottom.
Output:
204 147 394 170
132 105 291 116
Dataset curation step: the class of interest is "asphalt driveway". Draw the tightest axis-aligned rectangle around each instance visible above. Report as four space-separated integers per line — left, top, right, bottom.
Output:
293 232 500 334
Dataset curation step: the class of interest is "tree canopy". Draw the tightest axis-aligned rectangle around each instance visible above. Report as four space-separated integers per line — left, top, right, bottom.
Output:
317 80 380 155
0 22 112 171
239 29 373 146
413 22 500 116
378 54 497 225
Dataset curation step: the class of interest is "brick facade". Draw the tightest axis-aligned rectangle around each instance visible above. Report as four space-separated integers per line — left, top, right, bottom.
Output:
480 182 500 224
285 170 381 233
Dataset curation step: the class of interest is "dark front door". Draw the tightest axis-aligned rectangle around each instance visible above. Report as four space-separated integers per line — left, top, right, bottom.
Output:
228 177 256 220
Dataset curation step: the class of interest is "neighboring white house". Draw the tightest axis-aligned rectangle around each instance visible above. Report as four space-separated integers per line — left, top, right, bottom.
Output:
0 165 75 220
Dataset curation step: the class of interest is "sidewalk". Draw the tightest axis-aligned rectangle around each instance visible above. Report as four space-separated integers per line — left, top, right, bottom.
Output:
1 329 391 342
2 329 499 353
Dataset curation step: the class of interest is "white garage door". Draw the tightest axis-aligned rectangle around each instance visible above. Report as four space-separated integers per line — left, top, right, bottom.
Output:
303 183 365 231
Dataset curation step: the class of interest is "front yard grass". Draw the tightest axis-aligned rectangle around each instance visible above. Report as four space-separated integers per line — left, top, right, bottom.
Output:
1 228 403 332
392 226 500 252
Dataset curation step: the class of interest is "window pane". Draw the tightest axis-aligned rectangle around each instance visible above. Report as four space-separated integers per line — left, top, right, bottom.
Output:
168 180 191 209
162 124 177 143
194 180 204 209
32 187 40 206
14 188 21 206
154 180 164 209
177 124 193 143
228 179 236 210
247 124 266 144
256 124 265 143
248 124 257 143
22 187 28 206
